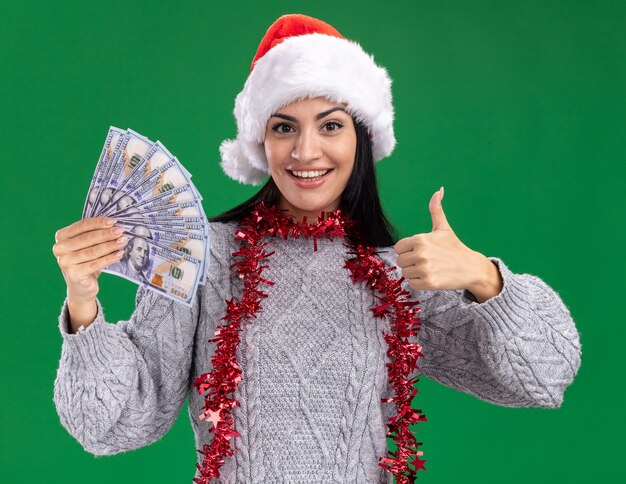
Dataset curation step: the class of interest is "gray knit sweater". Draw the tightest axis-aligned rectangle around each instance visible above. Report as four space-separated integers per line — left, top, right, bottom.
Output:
53 220 582 483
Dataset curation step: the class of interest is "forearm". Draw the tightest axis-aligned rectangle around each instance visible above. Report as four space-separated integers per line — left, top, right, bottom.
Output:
463 257 581 407
413 257 581 408
54 288 200 454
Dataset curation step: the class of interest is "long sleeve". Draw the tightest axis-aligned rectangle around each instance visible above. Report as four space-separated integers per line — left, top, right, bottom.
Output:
52 283 201 456
379 251 582 408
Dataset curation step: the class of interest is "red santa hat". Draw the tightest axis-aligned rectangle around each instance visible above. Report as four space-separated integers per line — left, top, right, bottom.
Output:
219 13 396 185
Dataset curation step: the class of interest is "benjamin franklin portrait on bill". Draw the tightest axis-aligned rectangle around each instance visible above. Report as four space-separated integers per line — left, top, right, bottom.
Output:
107 232 150 284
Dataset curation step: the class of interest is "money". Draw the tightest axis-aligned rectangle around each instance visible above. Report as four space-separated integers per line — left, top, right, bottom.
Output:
114 218 207 237
107 183 198 215
99 142 198 216
113 222 209 269
83 127 125 218
90 130 132 217
94 129 155 216
83 126 210 305
101 237 202 306
115 200 202 218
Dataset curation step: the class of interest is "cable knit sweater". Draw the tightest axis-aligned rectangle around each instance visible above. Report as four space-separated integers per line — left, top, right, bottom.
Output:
53 220 582 483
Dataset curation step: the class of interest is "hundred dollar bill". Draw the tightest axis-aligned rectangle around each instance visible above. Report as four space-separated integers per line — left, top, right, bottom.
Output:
116 217 209 241
114 223 209 283
113 218 208 237
164 232 209 285
102 236 202 307
99 142 196 215
113 221 209 284
157 233 208 284
94 129 155 215
106 183 199 216
115 214 204 225
113 210 207 260
114 200 203 218
134 156 195 200
83 126 124 218
90 130 132 216
103 157 195 215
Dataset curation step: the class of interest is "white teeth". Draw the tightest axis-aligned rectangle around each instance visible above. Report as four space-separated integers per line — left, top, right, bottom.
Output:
290 169 330 178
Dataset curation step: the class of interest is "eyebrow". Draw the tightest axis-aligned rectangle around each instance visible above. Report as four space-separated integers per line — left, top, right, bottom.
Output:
269 106 348 122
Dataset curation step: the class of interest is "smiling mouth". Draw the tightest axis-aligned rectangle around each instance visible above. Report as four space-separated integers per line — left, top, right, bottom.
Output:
287 169 334 181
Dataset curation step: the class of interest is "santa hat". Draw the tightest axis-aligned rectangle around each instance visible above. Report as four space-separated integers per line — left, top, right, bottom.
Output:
219 13 396 185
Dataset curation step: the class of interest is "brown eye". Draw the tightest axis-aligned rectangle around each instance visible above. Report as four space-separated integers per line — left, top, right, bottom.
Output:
272 123 294 133
324 121 343 131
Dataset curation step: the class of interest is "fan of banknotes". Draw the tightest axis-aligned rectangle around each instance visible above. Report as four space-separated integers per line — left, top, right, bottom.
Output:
82 126 210 307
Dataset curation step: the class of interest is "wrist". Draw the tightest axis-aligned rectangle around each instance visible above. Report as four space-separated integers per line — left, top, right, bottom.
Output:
466 252 503 303
67 297 98 331
67 294 96 310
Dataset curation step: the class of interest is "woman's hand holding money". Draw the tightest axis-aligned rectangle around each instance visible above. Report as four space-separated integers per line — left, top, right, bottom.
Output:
52 217 128 332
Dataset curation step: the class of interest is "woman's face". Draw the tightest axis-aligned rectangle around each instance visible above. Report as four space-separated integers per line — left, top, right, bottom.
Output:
263 96 357 223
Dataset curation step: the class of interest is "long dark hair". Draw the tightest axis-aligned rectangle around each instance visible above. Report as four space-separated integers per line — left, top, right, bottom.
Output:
209 117 399 247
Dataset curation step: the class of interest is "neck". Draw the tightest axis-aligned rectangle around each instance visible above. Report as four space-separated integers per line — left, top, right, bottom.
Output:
277 199 340 225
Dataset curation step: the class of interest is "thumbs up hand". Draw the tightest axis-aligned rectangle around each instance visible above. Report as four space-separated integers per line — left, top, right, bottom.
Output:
393 187 503 302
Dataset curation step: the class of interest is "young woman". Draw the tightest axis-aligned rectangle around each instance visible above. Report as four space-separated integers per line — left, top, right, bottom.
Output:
52 14 582 484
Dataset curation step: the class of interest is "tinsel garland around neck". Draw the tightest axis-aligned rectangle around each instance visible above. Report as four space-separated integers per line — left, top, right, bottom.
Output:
191 201 428 484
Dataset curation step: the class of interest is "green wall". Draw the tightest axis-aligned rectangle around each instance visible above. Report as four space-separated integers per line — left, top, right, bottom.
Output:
1 1 622 482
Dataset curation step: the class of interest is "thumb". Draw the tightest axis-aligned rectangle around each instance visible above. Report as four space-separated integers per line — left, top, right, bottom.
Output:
429 186 451 232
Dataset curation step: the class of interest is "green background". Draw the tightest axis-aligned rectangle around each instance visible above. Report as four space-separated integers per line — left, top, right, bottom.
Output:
1 0 622 482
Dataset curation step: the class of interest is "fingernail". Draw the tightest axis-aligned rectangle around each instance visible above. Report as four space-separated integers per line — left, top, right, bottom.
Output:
116 235 128 245
439 186 444 200
105 218 117 226
112 227 124 235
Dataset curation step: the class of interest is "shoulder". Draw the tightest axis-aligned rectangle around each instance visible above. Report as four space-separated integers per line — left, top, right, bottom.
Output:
203 220 240 283
208 221 240 257
209 220 238 246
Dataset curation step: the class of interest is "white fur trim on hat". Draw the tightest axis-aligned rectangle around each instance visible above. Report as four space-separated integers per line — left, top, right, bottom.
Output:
220 32 396 186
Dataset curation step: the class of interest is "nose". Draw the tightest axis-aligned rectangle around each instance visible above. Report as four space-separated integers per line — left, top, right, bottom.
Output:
291 128 323 163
